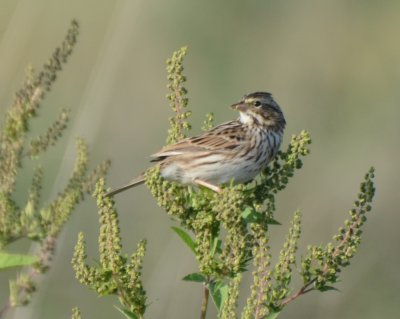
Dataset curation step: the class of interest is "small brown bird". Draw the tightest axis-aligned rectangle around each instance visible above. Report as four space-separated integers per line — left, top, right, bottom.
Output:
106 92 286 196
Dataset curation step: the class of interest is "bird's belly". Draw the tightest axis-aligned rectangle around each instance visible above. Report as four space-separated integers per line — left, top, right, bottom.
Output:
160 149 270 185
217 154 265 184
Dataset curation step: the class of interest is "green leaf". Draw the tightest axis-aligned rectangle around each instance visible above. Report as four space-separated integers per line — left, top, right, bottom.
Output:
0 251 38 269
241 207 261 223
211 237 222 256
266 310 281 319
171 226 196 254
241 208 281 225
182 272 206 283
318 285 339 292
114 306 138 319
209 281 228 311
266 217 281 225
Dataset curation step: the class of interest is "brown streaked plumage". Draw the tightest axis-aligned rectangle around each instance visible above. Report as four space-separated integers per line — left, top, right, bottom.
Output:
106 92 286 196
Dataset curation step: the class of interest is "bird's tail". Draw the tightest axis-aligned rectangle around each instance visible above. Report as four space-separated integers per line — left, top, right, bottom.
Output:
105 174 145 197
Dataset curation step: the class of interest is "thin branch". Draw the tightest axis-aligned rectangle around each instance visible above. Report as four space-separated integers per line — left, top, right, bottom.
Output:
280 278 316 307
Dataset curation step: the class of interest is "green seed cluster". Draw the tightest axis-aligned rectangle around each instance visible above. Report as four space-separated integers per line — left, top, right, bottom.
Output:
255 130 311 219
212 186 249 275
201 112 215 132
166 46 192 145
242 224 272 319
9 273 36 307
71 307 81 319
0 20 79 195
72 179 147 317
220 273 242 319
145 166 190 221
271 211 302 303
301 167 376 290
28 108 70 157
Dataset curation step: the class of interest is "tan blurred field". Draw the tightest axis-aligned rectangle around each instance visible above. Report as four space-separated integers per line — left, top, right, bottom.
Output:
0 1 399 318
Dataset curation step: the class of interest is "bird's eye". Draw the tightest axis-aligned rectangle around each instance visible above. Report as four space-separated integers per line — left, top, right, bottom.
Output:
254 101 262 107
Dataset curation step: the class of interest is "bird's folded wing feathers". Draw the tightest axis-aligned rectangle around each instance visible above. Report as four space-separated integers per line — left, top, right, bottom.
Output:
151 121 244 159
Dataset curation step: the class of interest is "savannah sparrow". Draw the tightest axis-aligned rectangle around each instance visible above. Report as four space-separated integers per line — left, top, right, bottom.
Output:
106 92 286 196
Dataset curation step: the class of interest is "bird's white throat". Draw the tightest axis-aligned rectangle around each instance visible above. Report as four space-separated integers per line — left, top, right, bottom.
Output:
239 112 253 125
239 111 267 126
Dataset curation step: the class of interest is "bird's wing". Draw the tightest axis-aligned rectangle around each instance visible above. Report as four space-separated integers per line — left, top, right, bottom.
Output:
151 120 245 161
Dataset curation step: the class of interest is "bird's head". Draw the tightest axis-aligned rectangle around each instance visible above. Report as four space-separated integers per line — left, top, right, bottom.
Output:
231 92 286 129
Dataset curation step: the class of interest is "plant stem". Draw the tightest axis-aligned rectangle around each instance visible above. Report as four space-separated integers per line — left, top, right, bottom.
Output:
280 278 316 306
200 283 210 319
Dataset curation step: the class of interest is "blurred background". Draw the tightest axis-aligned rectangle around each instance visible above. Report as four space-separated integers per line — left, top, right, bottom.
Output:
0 0 399 318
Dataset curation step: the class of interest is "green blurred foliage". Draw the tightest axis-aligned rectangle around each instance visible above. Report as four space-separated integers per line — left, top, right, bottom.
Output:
0 20 110 317
0 1 398 318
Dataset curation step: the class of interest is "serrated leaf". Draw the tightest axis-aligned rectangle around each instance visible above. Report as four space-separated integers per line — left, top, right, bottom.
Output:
114 306 138 319
182 273 205 283
209 281 228 311
0 252 38 269
171 226 196 254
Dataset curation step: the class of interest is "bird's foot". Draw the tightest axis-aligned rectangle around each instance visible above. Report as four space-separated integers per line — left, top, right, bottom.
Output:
194 179 221 193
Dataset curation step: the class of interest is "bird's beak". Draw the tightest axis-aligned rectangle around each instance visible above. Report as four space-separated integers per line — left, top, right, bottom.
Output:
230 101 248 112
